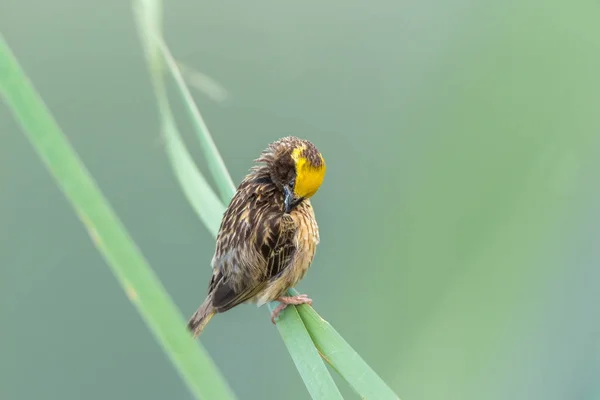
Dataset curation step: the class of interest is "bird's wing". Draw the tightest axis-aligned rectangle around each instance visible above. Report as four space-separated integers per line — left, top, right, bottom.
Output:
209 184 298 313
209 270 265 313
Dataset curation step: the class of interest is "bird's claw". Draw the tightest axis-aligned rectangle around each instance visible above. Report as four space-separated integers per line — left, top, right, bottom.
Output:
270 294 313 324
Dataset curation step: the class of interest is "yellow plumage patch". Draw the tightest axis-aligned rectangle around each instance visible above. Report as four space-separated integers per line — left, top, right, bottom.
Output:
291 147 326 198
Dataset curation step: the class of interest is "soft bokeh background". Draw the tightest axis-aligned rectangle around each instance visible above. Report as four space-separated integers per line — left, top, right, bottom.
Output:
2 0 600 399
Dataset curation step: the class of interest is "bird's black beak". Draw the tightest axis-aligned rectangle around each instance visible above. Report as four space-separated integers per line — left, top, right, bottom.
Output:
284 185 294 214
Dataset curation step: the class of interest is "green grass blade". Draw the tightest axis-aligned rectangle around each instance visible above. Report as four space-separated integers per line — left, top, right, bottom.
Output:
0 34 237 400
267 302 344 400
158 37 236 202
161 105 225 237
133 4 226 237
290 289 400 399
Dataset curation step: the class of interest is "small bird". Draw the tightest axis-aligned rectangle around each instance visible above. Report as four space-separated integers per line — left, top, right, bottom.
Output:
187 136 326 337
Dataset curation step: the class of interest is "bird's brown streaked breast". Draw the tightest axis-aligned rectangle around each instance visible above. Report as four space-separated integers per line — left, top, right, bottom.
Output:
292 199 320 280
255 199 320 306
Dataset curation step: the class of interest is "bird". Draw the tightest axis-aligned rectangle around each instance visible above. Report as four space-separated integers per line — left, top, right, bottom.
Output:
187 136 326 337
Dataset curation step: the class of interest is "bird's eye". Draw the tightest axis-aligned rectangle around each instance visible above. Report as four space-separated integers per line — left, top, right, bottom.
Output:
288 178 296 189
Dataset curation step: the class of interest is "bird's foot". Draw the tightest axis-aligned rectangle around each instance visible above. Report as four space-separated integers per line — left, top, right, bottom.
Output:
270 294 313 324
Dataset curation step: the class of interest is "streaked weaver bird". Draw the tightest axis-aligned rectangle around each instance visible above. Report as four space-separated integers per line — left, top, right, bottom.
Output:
187 136 326 337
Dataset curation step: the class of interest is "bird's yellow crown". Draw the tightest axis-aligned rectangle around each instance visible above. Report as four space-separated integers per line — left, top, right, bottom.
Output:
291 144 326 199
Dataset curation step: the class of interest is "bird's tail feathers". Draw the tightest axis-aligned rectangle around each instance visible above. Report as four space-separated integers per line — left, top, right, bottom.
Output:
187 296 216 338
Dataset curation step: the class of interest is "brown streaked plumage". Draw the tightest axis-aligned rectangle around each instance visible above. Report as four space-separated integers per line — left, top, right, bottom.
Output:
187 136 326 337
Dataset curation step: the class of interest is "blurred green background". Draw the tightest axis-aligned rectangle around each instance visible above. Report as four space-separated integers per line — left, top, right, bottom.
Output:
2 0 600 399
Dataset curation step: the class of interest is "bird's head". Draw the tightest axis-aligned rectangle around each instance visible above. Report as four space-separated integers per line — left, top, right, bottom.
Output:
256 136 326 213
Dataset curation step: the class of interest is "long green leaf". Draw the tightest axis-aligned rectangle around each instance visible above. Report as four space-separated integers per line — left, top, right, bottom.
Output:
0 34 236 400
158 37 235 203
267 302 344 400
132 2 225 239
290 289 400 399
144 38 225 237
162 110 225 238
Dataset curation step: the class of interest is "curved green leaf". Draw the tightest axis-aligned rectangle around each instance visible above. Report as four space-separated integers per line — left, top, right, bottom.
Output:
0 33 237 400
267 302 344 400
290 289 400 399
158 37 235 203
